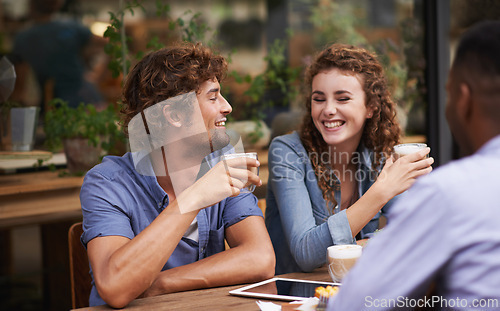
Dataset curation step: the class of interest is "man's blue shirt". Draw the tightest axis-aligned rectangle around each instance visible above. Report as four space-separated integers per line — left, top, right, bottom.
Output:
80 151 262 306
329 135 500 310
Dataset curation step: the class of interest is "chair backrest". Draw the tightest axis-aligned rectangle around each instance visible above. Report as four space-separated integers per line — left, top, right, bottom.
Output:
258 198 267 216
68 222 91 309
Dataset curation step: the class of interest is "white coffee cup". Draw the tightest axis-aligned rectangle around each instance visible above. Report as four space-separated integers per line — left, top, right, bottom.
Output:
327 244 362 283
220 152 259 193
393 143 427 160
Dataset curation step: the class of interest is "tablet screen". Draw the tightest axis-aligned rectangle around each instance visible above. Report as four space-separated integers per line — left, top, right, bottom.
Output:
229 278 340 301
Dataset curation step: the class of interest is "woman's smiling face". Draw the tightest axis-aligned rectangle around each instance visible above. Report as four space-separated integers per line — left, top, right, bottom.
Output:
311 68 373 149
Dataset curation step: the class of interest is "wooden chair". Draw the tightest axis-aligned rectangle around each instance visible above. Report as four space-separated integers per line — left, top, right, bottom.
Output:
68 222 92 309
257 198 267 216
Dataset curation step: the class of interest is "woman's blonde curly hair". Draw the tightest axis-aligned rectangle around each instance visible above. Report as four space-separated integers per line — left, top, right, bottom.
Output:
299 43 401 207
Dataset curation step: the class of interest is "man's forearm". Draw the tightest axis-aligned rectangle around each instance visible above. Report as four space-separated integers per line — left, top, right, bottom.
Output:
89 197 199 308
143 242 275 297
142 216 275 297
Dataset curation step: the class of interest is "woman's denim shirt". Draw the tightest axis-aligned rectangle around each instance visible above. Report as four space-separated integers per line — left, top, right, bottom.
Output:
265 132 397 274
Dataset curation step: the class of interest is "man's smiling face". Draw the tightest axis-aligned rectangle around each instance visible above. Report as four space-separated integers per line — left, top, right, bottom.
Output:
197 79 232 151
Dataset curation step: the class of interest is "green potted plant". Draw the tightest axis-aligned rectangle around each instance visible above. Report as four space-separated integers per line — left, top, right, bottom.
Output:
44 99 125 174
227 38 301 150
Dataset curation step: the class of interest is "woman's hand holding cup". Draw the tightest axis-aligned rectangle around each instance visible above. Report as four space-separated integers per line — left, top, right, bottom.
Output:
376 144 434 200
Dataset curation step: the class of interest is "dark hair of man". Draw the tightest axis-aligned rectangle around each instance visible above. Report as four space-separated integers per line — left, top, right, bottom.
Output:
452 20 500 121
120 42 227 136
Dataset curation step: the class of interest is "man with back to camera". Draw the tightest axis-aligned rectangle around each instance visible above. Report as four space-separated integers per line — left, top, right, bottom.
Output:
79 43 275 308
328 20 500 310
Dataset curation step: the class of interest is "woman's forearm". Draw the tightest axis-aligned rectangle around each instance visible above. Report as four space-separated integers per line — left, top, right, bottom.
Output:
345 181 392 237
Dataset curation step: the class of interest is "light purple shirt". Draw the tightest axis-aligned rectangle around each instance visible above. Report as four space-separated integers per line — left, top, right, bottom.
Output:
329 135 500 311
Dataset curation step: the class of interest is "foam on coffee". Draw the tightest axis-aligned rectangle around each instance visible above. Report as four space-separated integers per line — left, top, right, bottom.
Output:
328 245 362 259
394 143 427 156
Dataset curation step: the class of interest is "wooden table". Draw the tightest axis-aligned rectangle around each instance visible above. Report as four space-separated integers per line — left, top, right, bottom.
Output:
0 150 53 160
72 267 331 311
0 170 84 228
0 170 85 310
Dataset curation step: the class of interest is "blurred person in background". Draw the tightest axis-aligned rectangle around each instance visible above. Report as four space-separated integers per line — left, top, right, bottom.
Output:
10 0 107 111
329 20 500 311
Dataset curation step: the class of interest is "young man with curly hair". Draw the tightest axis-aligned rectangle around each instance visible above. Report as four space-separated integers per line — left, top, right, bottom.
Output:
80 43 275 308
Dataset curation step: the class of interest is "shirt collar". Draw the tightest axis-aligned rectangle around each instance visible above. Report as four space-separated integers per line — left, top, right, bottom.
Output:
476 134 500 156
356 142 376 171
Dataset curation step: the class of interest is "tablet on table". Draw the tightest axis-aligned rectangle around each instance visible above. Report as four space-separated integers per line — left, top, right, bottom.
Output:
229 277 340 301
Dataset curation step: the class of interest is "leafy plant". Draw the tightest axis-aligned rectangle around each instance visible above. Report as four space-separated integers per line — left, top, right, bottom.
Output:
232 39 300 120
172 10 213 44
228 38 301 142
104 0 145 78
44 99 125 155
104 0 214 78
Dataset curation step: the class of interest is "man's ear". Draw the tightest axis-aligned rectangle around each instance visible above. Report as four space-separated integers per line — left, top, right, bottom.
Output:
163 105 182 128
457 82 473 123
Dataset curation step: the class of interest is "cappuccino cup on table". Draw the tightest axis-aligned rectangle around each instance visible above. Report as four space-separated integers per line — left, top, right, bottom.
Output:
393 143 428 160
327 244 363 283
220 152 259 193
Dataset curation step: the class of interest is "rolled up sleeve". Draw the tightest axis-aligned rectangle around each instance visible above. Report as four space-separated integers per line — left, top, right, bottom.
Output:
327 209 356 245
222 193 262 228
80 169 135 246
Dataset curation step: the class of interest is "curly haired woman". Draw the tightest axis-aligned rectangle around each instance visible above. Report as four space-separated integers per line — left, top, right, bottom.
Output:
265 43 434 274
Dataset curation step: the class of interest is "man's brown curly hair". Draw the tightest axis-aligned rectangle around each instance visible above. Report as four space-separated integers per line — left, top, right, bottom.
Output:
120 42 227 136
299 43 401 207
